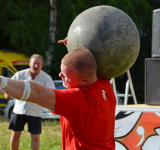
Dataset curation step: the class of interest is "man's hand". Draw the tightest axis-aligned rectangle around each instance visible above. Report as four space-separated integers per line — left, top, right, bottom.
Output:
58 37 67 47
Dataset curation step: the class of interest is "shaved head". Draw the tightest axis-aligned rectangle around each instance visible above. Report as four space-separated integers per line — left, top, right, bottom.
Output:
62 48 97 78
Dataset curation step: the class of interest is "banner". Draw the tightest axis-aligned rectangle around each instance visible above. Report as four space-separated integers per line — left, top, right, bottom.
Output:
115 111 160 150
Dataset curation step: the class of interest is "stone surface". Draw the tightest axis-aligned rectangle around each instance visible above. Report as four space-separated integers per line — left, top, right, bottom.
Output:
67 5 140 79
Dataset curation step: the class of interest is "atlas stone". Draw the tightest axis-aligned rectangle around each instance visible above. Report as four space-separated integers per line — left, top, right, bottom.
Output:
67 5 140 79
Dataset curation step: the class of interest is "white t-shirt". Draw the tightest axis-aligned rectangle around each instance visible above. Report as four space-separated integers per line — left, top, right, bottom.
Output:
12 68 55 117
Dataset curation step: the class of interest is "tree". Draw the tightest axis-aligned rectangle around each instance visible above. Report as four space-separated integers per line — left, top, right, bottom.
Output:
0 0 52 59
0 0 158 103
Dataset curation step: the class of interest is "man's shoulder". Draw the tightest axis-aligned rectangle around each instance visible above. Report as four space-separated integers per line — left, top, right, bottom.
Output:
40 70 52 78
97 77 110 86
16 68 30 74
54 88 81 94
85 77 110 89
12 68 30 79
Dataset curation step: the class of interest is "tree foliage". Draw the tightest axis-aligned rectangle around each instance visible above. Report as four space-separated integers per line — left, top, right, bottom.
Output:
0 0 52 58
0 0 159 103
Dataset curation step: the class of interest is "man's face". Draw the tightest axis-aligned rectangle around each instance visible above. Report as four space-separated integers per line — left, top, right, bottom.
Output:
29 57 43 75
59 64 83 88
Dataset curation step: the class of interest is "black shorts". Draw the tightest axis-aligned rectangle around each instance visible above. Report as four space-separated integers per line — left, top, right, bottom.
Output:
9 113 42 134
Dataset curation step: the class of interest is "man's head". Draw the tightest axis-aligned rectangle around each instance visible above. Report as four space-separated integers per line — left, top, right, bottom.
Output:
29 54 43 75
59 48 97 88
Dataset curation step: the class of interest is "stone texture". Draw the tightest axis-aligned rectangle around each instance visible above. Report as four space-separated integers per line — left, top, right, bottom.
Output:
67 5 140 79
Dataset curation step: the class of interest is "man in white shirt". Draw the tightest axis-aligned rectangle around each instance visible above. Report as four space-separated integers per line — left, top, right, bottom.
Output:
4 54 55 150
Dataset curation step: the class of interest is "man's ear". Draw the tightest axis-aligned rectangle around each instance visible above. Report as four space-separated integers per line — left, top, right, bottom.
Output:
81 78 89 86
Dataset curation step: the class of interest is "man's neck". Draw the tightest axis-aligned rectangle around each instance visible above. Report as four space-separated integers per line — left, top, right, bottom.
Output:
85 76 97 87
30 71 40 80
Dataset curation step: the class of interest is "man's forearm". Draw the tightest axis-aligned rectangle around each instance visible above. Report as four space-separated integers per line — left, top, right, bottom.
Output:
0 77 56 111
4 93 11 100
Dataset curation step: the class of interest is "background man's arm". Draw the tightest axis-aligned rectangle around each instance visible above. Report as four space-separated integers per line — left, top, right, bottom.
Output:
0 77 56 111
4 93 11 100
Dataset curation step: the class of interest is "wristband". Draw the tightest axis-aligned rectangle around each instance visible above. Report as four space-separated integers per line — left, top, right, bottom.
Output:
0 76 8 89
20 80 31 101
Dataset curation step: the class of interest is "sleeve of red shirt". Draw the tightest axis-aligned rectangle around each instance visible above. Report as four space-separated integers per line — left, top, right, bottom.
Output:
51 88 85 122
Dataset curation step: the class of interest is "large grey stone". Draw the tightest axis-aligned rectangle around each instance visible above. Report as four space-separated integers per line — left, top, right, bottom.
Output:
67 5 140 79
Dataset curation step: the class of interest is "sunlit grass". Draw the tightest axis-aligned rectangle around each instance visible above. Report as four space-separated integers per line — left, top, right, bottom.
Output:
0 119 62 150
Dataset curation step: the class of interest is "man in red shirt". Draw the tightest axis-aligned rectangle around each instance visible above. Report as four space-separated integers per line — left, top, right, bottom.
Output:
0 47 116 149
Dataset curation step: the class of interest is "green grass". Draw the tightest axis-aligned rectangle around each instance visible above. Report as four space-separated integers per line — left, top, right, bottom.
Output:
0 119 62 150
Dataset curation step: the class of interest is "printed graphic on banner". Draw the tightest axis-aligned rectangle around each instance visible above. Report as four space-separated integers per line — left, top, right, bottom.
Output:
115 111 160 150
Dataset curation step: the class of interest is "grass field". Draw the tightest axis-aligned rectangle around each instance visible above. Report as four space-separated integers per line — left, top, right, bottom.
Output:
0 119 62 150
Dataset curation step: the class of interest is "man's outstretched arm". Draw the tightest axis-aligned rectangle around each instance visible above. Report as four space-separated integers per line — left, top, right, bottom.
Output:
0 77 56 111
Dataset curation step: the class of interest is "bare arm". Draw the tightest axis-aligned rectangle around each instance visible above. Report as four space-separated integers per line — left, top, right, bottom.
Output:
0 77 56 111
4 93 11 100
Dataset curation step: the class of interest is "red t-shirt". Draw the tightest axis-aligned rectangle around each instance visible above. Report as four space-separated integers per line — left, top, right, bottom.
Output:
52 77 116 150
